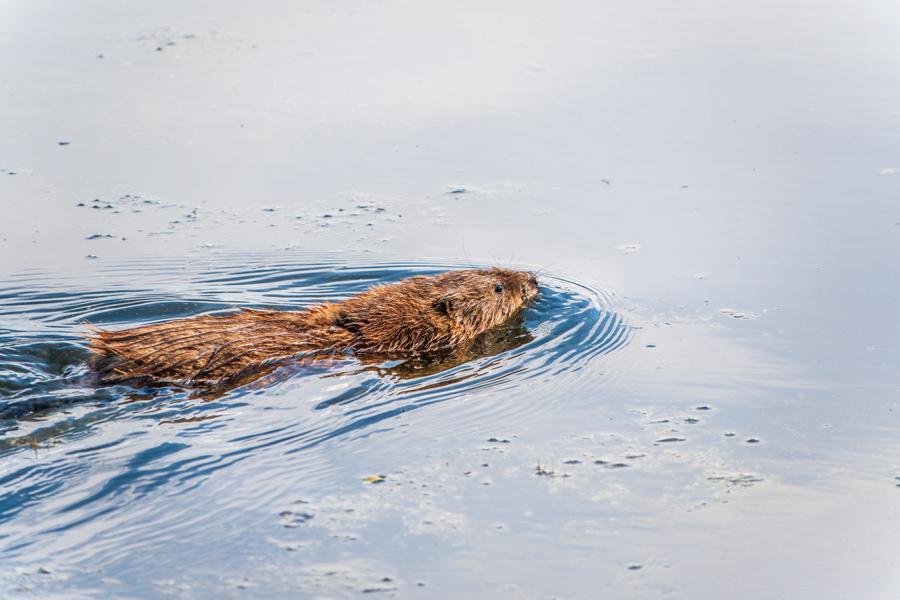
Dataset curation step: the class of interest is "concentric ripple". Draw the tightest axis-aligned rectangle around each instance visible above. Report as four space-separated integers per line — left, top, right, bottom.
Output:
0 254 632 562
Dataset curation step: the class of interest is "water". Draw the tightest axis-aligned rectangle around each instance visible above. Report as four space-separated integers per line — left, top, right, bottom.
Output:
1 257 635 594
2 0 900 598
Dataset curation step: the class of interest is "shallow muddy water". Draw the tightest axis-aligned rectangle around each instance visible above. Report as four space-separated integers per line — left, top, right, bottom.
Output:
2 0 900 598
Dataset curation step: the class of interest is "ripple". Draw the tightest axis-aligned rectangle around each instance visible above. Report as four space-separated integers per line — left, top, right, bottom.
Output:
0 254 632 561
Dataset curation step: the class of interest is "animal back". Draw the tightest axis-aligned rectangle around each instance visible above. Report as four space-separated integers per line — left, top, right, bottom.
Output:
88 309 353 385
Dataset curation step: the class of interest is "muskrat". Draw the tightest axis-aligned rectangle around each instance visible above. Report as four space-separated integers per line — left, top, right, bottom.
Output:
87 268 539 386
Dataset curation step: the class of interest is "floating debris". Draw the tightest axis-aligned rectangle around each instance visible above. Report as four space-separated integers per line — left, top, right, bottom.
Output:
279 510 314 528
719 308 760 320
535 461 557 477
708 474 763 487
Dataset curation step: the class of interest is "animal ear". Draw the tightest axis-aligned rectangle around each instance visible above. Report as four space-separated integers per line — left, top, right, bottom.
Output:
332 311 360 333
434 296 453 316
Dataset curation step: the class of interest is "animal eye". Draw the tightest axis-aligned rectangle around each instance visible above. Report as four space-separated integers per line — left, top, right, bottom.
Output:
494 284 504 294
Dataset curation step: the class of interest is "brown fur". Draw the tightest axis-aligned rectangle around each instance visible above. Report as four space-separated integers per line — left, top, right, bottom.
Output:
88 268 539 386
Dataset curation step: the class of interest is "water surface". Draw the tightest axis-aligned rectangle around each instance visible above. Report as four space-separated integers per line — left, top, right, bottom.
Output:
2 0 900 598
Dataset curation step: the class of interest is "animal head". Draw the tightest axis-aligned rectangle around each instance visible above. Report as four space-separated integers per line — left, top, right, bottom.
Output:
333 267 540 354
433 268 539 339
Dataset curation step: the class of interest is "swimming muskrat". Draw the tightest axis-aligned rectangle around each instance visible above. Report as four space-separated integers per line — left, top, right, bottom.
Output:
87 268 539 386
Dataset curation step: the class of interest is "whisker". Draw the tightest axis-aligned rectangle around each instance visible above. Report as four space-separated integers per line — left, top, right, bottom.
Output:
461 239 474 269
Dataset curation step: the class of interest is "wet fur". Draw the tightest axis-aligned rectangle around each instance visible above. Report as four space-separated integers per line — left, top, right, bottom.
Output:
88 268 539 386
